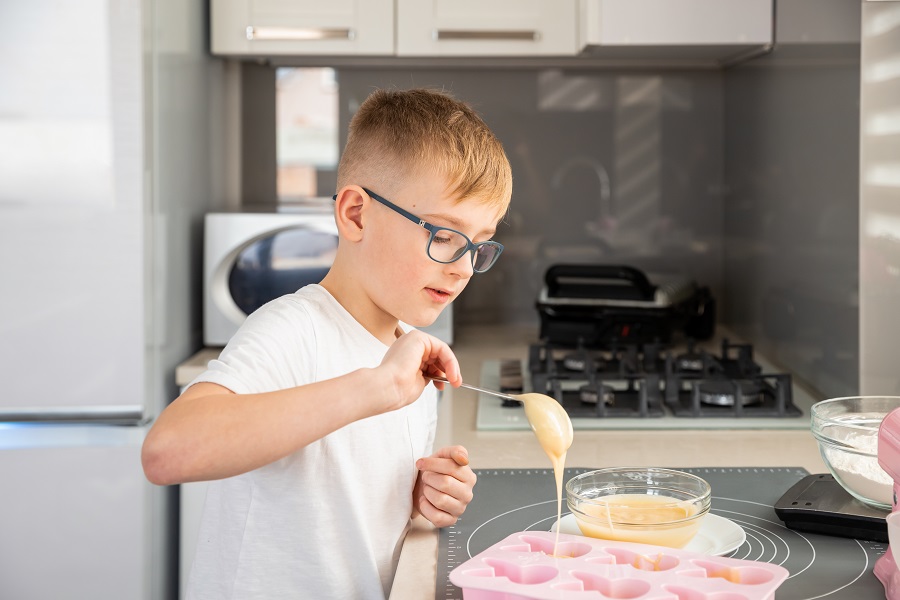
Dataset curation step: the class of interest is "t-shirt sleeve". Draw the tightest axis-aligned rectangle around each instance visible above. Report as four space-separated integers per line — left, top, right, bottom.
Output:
188 297 317 395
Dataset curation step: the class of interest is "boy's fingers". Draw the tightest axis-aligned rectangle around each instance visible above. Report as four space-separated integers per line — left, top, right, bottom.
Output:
431 445 468 464
451 447 469 466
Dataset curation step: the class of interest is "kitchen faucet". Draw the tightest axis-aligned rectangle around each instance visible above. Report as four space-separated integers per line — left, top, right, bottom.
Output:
550 155 613 225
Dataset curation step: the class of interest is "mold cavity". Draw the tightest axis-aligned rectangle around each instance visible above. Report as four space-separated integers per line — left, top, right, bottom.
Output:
553 581 588 592
463 567 497 578
479 558 558 585
664 585 749 600
517 535 592 558
688 560 775 585
585 555 616 566
571 572 651 599
499 543 532 553
604 548 679 571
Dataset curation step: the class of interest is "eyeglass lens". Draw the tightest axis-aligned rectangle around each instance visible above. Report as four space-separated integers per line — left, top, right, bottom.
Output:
426 228 499 272
472 245 499 272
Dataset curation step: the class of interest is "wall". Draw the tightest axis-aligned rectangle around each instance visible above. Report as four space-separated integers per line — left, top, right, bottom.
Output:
722 6 861 397
860 1 900 396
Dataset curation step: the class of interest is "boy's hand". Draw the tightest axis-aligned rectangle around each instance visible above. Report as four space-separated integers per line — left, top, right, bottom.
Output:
413 445 476 528
376 330 462 413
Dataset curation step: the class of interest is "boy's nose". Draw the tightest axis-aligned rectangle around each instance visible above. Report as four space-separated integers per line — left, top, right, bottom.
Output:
445 250 475 278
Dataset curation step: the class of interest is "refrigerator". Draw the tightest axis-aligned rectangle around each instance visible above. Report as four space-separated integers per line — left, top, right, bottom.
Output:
0 1 225 598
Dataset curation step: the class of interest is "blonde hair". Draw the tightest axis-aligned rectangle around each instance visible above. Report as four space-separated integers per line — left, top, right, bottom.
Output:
337 88 512 213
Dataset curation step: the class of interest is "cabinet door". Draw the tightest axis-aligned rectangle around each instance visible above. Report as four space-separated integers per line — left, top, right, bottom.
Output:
212 0 394 56
580 0 773 48
397 0 578 56
0 428 159 600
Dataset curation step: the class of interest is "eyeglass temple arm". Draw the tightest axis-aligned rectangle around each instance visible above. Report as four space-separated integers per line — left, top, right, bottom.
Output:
363 188 436 231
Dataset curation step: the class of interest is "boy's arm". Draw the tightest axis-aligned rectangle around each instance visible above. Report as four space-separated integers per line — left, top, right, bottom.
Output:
141 330 460 486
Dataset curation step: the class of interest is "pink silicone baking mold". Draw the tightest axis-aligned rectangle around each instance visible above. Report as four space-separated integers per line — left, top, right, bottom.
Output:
449 530 789 600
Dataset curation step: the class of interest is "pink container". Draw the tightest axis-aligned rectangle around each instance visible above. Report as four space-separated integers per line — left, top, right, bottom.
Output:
449 530 789 600
874 407 900 599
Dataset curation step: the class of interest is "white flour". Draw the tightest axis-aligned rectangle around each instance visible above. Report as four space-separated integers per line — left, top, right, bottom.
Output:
823 428 893 506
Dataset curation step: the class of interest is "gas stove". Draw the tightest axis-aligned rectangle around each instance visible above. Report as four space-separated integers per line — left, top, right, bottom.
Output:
476 336 816 431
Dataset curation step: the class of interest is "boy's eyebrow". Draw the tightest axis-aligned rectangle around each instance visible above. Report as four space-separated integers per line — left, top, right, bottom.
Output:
425 212 496 237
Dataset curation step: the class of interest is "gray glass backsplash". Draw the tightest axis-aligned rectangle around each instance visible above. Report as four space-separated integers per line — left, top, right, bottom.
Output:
723 46 860 397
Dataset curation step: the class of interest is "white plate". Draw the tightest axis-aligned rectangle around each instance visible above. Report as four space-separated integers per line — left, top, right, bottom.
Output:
550 513 746 557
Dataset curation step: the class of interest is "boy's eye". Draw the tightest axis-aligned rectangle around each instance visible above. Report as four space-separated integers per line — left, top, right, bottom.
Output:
433 235 452 245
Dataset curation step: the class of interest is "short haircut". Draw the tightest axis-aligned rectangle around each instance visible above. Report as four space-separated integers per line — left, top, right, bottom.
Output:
337 88 512 213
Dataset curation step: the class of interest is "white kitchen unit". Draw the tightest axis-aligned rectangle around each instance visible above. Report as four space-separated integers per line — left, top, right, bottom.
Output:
0 427 156 599
579 0 773 62
211 0 394 56
0 0 226 597
396 0 578 56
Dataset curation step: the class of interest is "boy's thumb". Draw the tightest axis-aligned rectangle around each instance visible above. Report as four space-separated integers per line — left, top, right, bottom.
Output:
451 447 469 467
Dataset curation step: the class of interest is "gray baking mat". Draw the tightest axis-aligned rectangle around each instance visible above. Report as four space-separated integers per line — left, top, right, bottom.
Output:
435 467 888 599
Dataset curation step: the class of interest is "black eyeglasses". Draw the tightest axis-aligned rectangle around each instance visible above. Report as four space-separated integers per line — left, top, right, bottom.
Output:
332 188 504 273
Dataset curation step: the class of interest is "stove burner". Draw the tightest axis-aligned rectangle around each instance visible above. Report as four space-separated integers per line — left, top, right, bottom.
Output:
697 379 766 406
563 354 587 372
579 383 615 405
675 352 705 372
498 359 524 394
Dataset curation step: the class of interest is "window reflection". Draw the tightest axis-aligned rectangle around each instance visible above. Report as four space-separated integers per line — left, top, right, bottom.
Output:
276 68 339 200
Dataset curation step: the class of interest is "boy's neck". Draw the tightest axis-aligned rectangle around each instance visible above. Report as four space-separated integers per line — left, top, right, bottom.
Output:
319 275 402 346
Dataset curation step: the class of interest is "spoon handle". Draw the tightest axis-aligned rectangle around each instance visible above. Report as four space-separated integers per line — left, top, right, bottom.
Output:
427 376 522 403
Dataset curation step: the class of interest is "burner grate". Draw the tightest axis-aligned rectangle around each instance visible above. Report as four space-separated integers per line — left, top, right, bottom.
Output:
664 373 799 418
522 338 801 419
539 373 665 418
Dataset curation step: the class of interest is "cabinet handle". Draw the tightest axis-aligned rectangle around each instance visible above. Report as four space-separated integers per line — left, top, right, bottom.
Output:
246 26 355 41
434 29 541 42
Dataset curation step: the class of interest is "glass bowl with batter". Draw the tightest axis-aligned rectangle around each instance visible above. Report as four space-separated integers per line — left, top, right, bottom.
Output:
566 467 711 548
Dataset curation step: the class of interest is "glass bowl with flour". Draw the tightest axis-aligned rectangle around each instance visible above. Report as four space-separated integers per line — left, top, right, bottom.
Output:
811 396 900 510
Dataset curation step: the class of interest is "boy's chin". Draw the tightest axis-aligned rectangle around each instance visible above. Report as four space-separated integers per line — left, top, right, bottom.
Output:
407 309 445 329
408 316 437 328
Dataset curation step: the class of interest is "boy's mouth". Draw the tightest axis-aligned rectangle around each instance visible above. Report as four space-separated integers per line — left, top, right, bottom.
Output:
426 287 453 303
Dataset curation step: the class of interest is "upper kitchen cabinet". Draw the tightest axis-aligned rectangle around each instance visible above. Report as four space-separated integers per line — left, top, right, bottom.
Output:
396 0 578 56
211 0 394 56
579 0 773 63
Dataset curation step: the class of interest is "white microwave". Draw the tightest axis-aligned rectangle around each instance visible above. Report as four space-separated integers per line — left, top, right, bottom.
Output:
203 206 453 346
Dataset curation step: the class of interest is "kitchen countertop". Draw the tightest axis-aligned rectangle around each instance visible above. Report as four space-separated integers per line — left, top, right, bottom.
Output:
175 347 221 387
388 324 830 600
174 325 831 600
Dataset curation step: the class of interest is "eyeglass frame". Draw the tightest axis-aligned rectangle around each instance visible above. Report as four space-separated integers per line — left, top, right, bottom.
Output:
331 187 504 273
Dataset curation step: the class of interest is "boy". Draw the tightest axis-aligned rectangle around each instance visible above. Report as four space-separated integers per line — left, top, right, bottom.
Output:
141 88 513 599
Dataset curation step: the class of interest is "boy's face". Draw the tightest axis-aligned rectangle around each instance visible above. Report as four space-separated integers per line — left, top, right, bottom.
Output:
360 177 504 329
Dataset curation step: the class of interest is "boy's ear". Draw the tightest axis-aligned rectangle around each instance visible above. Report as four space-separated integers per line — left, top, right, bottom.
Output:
333 186 367 242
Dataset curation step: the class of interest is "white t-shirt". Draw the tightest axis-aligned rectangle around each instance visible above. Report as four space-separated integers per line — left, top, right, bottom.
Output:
185 284 438 600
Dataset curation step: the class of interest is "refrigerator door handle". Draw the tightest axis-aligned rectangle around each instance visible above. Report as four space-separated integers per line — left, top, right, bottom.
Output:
0 406 146 425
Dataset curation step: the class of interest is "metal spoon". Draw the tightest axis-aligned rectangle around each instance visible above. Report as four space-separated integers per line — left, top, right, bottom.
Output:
427 376 522 403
